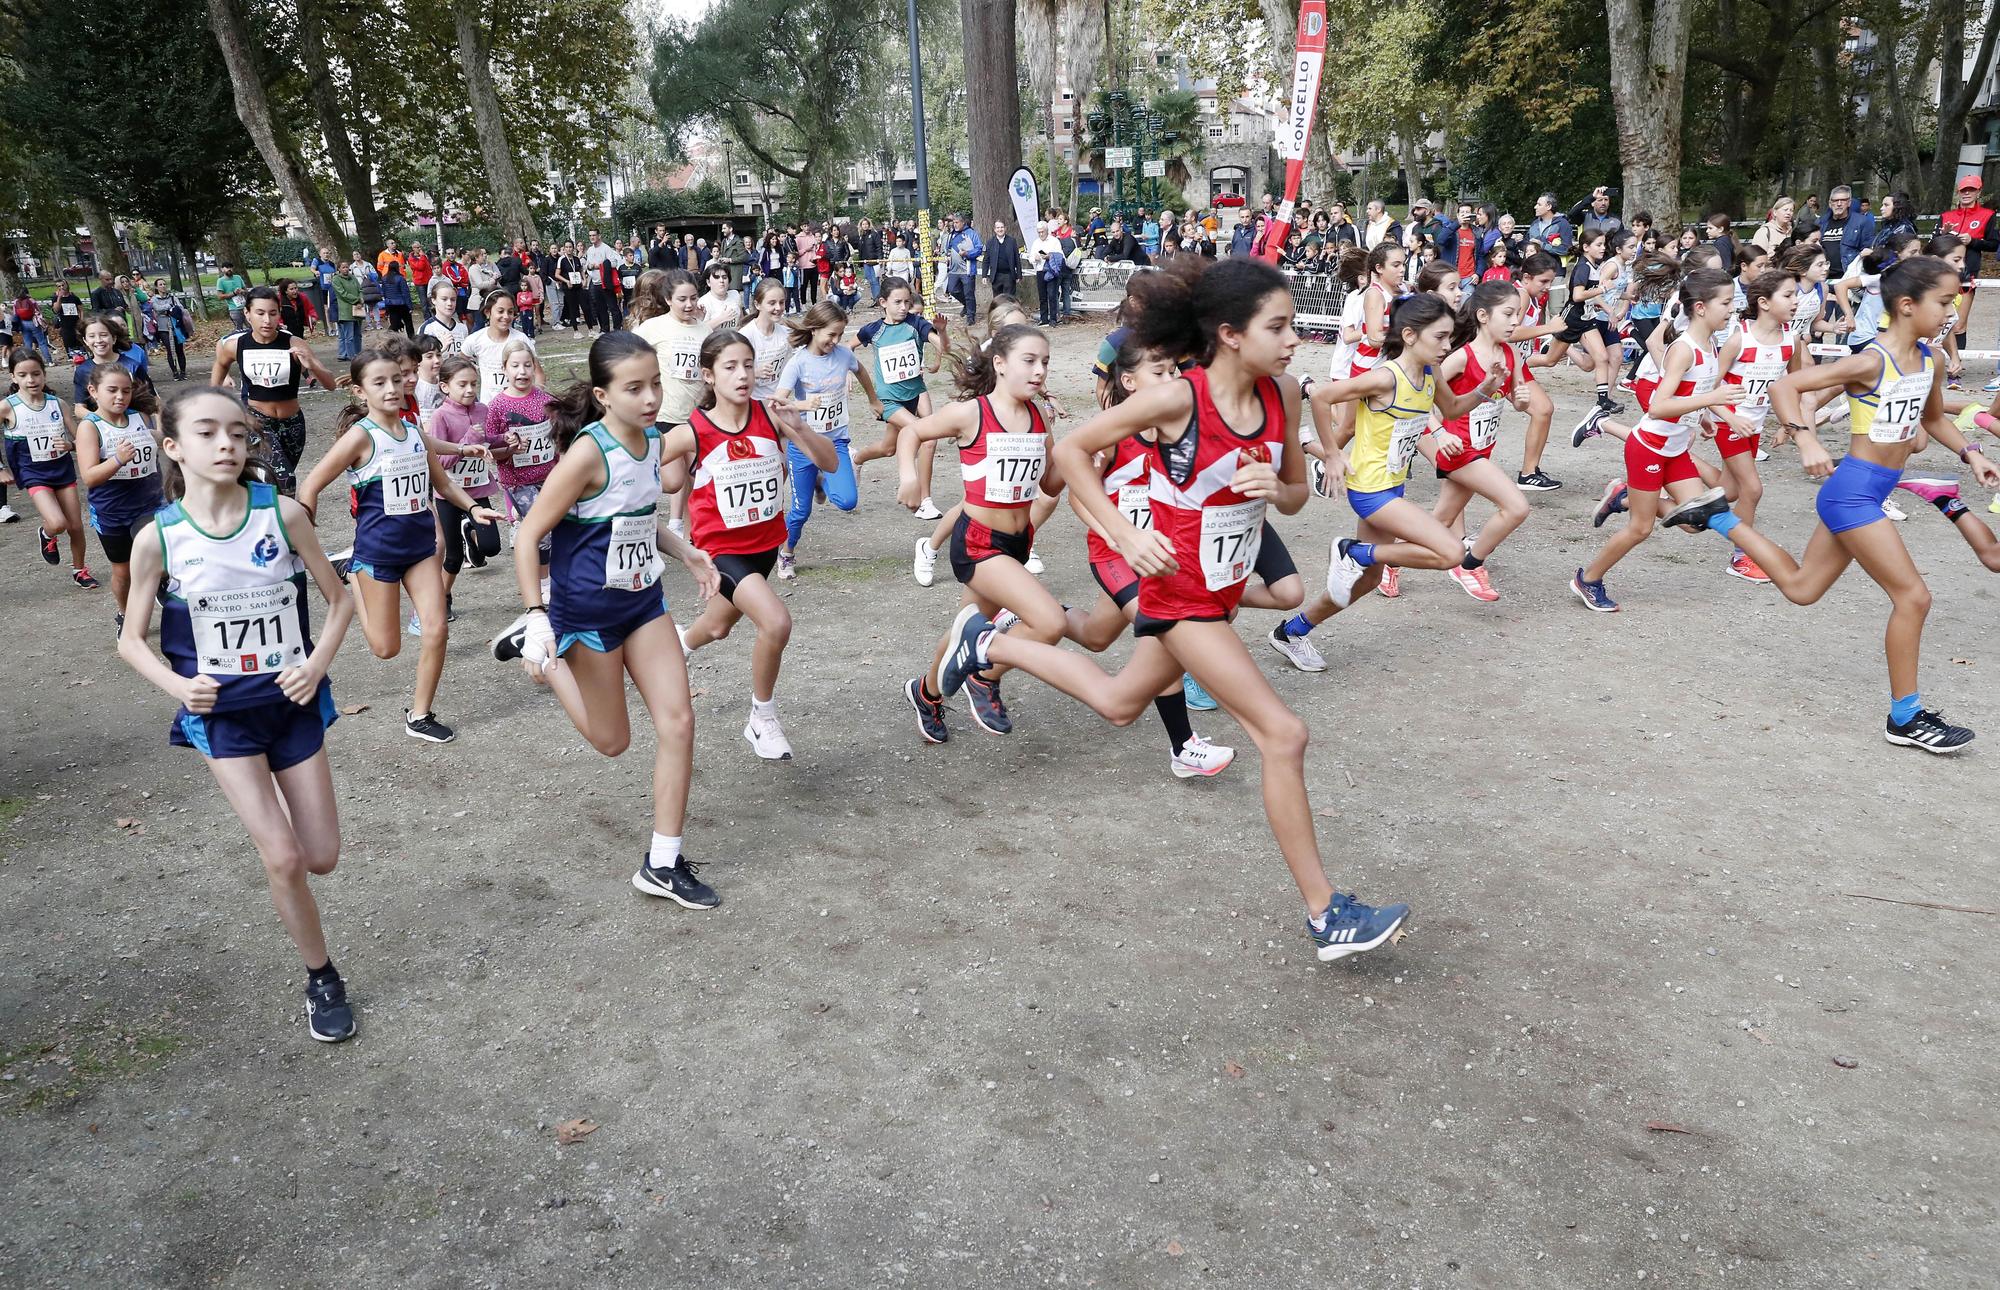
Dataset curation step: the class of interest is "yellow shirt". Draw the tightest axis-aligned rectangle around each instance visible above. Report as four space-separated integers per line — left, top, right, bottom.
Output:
1848 340 1934 445
1345 360 1435 492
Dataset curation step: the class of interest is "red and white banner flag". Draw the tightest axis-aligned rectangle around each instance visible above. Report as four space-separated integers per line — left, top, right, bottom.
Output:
1258 0 1326 263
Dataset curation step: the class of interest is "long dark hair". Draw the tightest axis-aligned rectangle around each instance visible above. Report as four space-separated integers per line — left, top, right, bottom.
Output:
1382 293 1451 363
1451 279 1519 350
1106 334 1167 407
1741 268 1797 324
1882 254 1956 310
695 329 753 411
159 385 278 502
1333 245 1369 290
550 330 656 449
952 323 1045 398
1128 256 1289 366
1663 267 1735 347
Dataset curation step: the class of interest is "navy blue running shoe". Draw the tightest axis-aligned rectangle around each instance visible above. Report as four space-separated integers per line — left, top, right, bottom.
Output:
935 603 993 699
1308 894 1411 962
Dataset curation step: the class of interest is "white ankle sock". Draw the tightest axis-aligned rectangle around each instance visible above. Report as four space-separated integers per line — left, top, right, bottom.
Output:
648 833 682 870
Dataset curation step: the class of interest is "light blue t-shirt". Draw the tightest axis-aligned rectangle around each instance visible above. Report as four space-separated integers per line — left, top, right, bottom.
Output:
776 345 862 441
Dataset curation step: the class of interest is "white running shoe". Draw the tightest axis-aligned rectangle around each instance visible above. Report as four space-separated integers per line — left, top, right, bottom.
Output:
0 504 18 524
1882 500 1908 522
992 608 1021 635
1327 538 1367 608
407 611 422 636
914 497 943 521
1267 624 1327 672
666 517 687 539
1024 547 1045 574
1754 447 1770 462
744 708 793 760
777 549 796 580
1171 734 1236 778
676 624 692 661
913 536 937 586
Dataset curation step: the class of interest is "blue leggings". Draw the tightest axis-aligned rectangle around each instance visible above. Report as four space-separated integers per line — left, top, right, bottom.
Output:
785 437 857 548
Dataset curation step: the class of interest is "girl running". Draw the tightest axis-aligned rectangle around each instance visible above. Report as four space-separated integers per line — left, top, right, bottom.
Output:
630 269 710 536
899 325 1066 741
1567 268 1745 613
420 281 469 355
210 287 343 494
298 350 501 743
771 301 878 579
73 314 156 412
672 330 836 759
1426 280 1533 602
73 363 161 617
1710 267 1799 583
927 256 1410 962
850 276 947 518
1777 244 1839 439
0 350 94 585
1531 229 1622 415
1268 294 1499 658
489 331 723 908
115 386 359 1042
461 291 538 404
430 355 503 611
1509 252 1565 491
483 338 560 596
1678 256 2000 752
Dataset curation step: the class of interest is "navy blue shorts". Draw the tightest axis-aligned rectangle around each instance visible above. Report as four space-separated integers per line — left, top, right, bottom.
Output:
170 683 336 771
350 553 432 584
1815 454 1901 535
5 436 79 491
556 594 668 656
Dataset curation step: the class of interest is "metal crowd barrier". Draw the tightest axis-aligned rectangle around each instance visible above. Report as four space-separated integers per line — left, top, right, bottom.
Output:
1063 259 1350 328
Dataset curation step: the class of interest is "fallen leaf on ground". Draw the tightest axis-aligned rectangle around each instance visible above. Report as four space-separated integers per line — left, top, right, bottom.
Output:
1224 1060 1245 1079
1166 1239 1184 1257
339 703 369 715
1832 1055 1859 1069
114 818 140 830
1749 1028 1773 1045
1951 658 1971 665
554 1118 598 1145
1644 1121 1695 1135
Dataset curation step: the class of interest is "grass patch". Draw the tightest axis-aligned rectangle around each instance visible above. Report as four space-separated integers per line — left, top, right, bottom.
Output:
800 555 909 584
0 796 27 829
1 1015 185 1114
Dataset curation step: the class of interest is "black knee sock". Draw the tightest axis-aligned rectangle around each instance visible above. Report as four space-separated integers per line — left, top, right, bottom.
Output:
1154 690 1193 756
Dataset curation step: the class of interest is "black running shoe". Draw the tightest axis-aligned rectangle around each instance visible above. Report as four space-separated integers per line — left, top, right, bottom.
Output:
1662 487 1730 532
631 856 720 908
1885 709 1974 754
38 525 59 565
490 612 530 662
305 969 356 1042
905 677 949 743
1597 395 1625 416
404 709 456 743
72 566 100 589
1516 469 1562 492
460 517 486 569
965 673 1013 735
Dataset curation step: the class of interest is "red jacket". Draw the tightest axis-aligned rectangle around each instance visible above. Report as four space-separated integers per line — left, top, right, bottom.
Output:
1940 203 1996 275
408 252 433 288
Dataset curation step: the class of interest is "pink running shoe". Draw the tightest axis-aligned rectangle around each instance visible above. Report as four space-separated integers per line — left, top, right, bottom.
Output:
1377 566 1401 598
1447 564 1500 602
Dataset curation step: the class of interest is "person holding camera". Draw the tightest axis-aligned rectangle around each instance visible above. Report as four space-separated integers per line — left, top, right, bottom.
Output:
1567 186 1623 245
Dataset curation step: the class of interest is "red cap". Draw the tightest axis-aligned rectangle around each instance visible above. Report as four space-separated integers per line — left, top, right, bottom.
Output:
1958 175 1984 192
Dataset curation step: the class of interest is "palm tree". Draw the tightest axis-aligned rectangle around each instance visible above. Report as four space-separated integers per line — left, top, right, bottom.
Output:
1058 0 1107 215
1151 88 1201 198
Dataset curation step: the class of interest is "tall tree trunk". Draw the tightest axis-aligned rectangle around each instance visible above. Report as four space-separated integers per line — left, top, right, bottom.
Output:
79 196 130 276
296 0 383 253
207 0 350 260
0 243 21 303
1605 0 1695 223
453 0 539 243
1394 124 1425 204
961 0 1023 232
1926 2 2000 211
213 226 245 281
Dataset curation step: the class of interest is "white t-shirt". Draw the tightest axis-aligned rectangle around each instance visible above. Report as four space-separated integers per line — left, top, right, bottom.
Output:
743 319 793 402
700 292 742 328
634 314 710 423
421 316 469 355
460 326 536 401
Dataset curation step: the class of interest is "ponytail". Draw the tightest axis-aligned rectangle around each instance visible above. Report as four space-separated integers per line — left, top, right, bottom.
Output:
951 323 1044 399
785 300 848 350
1334 245 1369 290
1453 280 1518 351
551 330 655 450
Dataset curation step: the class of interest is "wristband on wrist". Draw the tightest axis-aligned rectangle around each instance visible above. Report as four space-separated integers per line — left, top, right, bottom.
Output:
524 605 547 614
1961 443 1985 462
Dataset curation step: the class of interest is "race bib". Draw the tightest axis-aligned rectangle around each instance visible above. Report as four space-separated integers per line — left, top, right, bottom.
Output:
670 343 701 382
1199 499 1263 591
603 512 660 590
983 432 1046 504
1469 401 1502 451
60 302 78 316
105 420 156 479
241 349 291 388
713 453 784 528
879 339 922 384
1116 482 1152 530
513 420 556 468
804 398 846 435
377 450 431 516
448 450 492 489
481 364 507 399
26 423 64 462
191 581 306 676
1387 415 1427 473
1868 393 1926 444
